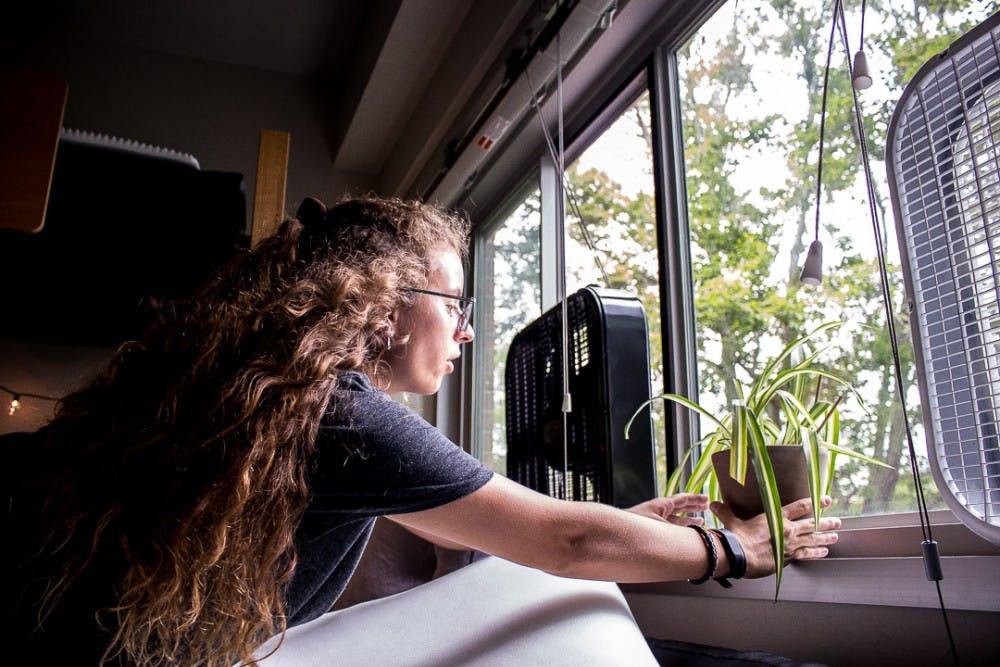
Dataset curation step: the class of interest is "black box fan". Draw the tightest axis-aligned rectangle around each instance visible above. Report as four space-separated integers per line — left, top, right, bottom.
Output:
504 286 657 508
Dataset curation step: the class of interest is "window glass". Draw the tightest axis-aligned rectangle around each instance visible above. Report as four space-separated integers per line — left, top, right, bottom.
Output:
475 189 542 474
565 90 667 494
676 0 993 516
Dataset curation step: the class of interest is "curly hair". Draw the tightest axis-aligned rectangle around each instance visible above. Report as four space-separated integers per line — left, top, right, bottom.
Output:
35 195 470 666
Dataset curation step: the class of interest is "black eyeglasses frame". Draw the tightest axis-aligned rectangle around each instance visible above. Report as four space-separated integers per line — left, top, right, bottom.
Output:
401 287 475 334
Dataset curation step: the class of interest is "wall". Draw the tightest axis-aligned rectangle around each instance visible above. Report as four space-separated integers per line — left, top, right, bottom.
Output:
5 40 376 232
0 339 111 436
627 593 999 667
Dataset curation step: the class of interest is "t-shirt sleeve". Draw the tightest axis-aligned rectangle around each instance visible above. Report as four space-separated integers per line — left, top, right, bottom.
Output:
308 380 493 516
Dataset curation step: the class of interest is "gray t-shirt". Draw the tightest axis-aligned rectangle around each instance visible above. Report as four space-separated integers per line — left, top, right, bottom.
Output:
284 371 493 625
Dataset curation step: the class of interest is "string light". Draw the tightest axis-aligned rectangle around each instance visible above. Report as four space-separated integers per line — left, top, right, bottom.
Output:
0 384 59 416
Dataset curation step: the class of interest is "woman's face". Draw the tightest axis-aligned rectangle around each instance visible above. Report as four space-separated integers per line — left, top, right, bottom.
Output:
385 248 474 395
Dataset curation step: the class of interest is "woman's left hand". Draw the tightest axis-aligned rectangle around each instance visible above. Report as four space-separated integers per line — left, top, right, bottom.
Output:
626 493 710 526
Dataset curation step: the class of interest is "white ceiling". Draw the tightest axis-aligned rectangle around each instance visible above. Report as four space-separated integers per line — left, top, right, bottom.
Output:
3 0 714 211
3 0 549 195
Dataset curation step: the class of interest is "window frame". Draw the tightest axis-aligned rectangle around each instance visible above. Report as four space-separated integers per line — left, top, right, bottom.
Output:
464 0 1000 589
645 13 1000 568
468 173 544 465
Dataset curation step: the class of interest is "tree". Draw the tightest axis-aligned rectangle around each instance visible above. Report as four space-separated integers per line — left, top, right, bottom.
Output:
560 0 990 512
486 0 990 510
481 191 542 472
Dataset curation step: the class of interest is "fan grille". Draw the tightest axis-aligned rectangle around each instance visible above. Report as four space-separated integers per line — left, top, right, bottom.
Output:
889 18 1000 535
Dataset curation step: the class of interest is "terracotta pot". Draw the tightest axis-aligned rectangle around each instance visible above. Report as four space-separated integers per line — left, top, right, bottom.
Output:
711 446 829 520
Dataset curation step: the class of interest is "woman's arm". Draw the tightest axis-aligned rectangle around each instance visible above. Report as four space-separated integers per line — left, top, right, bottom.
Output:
388 475 840 583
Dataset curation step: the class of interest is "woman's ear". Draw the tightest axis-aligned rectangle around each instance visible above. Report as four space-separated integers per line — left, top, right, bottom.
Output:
386 309 399 335
384 311 399 345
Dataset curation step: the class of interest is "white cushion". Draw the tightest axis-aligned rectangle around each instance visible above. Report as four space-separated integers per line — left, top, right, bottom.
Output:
256 556 658 666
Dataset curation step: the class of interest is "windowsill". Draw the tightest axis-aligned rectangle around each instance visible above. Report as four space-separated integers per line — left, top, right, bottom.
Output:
621 509 1000 612
833 509 1000 557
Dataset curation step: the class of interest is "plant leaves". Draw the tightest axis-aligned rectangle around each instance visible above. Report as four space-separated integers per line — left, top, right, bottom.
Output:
625 393 729 440
745 405 785 599
801 427 824 531
731 400 749 484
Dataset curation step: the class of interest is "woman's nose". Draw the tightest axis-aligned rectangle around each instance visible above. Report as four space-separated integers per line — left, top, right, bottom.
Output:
456 324 475 343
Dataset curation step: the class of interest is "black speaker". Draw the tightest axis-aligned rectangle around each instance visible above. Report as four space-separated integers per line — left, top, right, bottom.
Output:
505 286 657 507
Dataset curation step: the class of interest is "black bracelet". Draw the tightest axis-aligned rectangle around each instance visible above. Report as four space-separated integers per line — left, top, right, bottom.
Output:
688 524 717 585
710 528 747 588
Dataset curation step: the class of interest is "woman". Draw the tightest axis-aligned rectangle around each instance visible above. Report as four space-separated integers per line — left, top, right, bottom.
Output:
3 195 839 666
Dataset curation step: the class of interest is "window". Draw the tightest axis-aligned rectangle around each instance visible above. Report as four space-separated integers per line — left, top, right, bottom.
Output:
469 0 997 528
464 0 999 617
674 0 995 517
472 186 542 474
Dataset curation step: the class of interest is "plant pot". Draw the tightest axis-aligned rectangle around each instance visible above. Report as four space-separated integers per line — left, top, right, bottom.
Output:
711 446 829 520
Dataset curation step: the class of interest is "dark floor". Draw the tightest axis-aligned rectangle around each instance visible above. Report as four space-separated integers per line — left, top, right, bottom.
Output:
645 638 829 667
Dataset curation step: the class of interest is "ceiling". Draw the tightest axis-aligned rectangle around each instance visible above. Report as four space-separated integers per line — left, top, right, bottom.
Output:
4 0 561 197
3 0 716 212
60 0 538 182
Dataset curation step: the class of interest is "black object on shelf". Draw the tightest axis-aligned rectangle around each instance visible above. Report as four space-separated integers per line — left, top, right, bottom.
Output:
0 137 248 346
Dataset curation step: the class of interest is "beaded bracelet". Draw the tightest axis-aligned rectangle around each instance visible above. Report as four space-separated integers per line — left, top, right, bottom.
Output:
710 528 747 588
688 524 717 585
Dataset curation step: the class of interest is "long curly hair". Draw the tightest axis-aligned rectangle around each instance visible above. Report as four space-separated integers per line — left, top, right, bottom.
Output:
35 195 470 666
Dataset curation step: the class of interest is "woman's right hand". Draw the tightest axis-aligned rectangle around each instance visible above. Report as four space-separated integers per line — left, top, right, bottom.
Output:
711 496 841 579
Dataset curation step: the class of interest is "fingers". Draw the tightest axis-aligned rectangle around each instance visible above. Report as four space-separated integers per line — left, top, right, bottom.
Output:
665 515 704 527
785 513 841 561
634 493 710 517
781 495 832 521
788 545 832 560
626 493 710 525
666 493 710 514
785 514 841 535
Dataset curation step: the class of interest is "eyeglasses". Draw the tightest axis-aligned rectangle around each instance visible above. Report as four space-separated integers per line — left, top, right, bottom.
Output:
402 287 475 335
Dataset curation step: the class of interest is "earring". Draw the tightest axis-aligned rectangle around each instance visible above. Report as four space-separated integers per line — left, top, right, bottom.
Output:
386 335 392 351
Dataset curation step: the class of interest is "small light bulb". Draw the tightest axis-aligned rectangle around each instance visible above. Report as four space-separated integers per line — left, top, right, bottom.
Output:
852 50 873 90
800 240 824 286
9 396 20 415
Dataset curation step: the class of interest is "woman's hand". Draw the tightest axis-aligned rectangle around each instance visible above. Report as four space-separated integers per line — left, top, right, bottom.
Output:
713 496 841 579
626 493 711 527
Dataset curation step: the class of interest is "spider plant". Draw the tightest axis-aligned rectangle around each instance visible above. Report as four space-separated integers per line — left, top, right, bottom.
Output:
626 321 891 597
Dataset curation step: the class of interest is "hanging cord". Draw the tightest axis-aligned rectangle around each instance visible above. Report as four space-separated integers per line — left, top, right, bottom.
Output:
813 0 841 247
834 4 959 664
556 32 572 500
523 23 616 499
523 72 612 288
859 0 867 51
